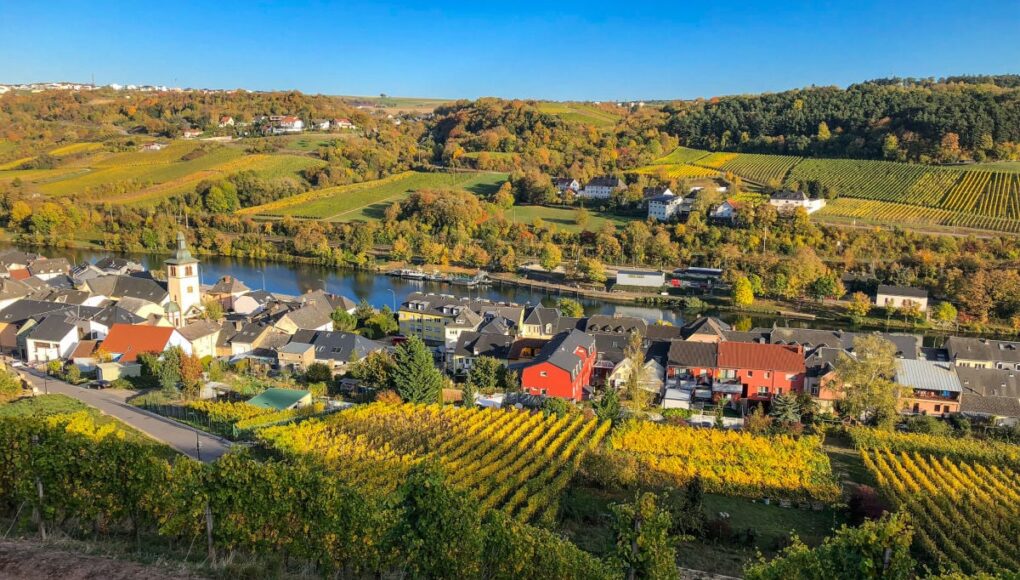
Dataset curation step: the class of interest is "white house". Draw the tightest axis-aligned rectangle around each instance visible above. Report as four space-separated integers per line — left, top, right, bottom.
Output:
553 177 581 193
580 176 624 199
269 116 304 134
313 119 331 131
615 269 666 288
332 118 356 130
769 190 826 214
24 316 79 363
710 200 740 222
875 285 929 313
647 191 683 221
218 116 235 128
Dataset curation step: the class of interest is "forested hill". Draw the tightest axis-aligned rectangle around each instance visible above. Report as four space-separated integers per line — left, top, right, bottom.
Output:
662 78 1020 163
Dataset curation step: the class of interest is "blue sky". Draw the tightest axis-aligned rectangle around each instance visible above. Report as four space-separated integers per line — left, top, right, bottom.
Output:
1 0 1018 100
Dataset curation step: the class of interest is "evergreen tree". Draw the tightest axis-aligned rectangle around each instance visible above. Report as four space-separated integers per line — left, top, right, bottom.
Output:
770 393 802 423
593 388 622 425
392 336 443 403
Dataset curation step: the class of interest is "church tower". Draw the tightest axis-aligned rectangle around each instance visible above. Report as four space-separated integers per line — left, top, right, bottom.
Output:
164 232 200 326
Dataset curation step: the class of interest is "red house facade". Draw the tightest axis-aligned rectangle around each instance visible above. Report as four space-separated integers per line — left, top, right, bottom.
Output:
717 342 805 402
517 330 597 401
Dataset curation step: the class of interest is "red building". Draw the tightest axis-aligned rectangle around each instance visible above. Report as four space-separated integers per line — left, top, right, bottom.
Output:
717 342 805 402
515 330 597 401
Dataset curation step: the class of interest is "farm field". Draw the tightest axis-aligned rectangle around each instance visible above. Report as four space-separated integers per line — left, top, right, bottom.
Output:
863 449 1019 575
536 102 623 127
508 204 635 232
632 163 720 180
0 139 323 205
257 403 610 526
243 170 507 220
650 146 710 165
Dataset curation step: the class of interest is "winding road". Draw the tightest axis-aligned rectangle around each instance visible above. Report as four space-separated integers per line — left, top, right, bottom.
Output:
19 369 230 462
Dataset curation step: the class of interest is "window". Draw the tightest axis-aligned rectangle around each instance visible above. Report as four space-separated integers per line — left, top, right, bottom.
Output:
539 371 548 377
747 371 753 377
185 266 193 276
764 372 770 379
777 388 783 395
757 386 769 395
540 389 547 395
187 286 194 294
169 266 176 277
810 385 820 396
934 404 941 412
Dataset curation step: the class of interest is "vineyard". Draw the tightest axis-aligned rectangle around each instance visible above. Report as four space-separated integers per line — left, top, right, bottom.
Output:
848 427 1020 467
815 198 1020 234
607 420 841 502
257 402 610 526
642 146 1020 235
862 449 1020 575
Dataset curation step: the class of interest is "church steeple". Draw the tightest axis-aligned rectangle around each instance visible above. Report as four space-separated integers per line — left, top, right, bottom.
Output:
164 232 200 326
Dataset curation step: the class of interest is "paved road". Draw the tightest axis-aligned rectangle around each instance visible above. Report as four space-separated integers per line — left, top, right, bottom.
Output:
19 370 231 462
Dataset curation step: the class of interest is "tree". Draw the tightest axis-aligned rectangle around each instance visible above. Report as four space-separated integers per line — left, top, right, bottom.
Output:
305 362 333 384
577 257 607 285
816 121 831 142
467 356 503 391
540 242 562 271
202 297 223 321
331 308 357 332
392 336 443 403
846 291 872 320
557 298 585 318
744 513 915 580
348 350 395 388
622 331 651 410
610 492 678 580
179 353 204 399
363 306 398 339
460 380 477 407
663 477 706 539
732 275 754 307
391 237 413 262
809 274 844 301
575 207 591 230
938 132 962 163
770 393 802 424
593 388 621 425
882 134 901 160
932 301 958 326
388 463 484 579
158 347 184 392
744 404 773 434
833 336 900 427
354 299 375 322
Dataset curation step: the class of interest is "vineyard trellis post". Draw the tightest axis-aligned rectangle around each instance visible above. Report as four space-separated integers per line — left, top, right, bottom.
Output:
204 501 216 566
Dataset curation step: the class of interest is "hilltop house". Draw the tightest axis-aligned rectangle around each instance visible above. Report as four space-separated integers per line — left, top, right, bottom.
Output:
768 190 825 214
580 176 624 199
647 191 683 221
553 178 581 193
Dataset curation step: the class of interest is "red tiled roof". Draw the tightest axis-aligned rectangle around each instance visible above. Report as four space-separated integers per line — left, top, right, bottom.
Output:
718 341 805 373
100 323 176 363
9 268 30 281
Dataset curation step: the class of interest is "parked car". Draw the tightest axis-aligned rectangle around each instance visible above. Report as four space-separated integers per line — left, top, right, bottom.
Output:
89 380 111 390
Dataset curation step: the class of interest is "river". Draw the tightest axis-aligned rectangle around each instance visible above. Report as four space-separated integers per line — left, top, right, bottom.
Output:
10 244 952 342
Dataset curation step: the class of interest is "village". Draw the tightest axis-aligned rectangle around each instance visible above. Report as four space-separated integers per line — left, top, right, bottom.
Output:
0 234 1015 430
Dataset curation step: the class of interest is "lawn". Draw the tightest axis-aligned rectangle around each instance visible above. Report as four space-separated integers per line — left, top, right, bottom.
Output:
248 171 508 220
506 204 635 232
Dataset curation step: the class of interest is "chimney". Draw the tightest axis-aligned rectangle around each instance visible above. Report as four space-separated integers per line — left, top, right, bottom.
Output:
234 320 243 332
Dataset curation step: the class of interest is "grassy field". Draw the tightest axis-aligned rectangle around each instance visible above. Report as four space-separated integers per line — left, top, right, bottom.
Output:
536 102 623 127
245 170 508 220
0 394 152 442
340 95 453 114
507 205 635 232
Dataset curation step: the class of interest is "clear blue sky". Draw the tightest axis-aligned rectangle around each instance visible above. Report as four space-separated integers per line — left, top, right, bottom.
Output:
2 0 1018 101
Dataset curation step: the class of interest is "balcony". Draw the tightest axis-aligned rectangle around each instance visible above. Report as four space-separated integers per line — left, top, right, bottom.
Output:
905 390 959 402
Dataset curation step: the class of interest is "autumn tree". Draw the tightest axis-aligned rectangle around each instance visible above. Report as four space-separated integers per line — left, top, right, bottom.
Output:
732 275 754 307
846 291 872 320
557 298 585 318
611 492 678 580
833 336 900 427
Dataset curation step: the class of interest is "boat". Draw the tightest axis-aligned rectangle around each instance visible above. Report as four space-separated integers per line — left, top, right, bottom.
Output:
392 268 426 280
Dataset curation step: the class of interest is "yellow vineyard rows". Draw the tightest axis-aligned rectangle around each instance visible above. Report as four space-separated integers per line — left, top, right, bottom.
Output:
863 449 1019 575
696 152 739 168
237 171 415 215
631 163 719 180
257 402 610 526
697 152 802 184
816 198 1020 234
608 420 840 502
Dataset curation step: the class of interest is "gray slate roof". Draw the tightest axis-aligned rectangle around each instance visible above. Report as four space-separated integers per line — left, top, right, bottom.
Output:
955 366 1020 417
290 329 387 363
877 285 928 299
945 336 1020 365
85 274 168 304
667 340 718 368
26 315 77 342
584 315 647 335
454 331 514 359
894 359 961 393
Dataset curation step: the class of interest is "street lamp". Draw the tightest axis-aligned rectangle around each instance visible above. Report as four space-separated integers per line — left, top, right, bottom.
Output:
255 269 266 291
386 288 397 312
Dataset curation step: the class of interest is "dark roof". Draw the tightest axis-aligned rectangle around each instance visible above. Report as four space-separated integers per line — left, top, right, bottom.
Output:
0 299 70 324
477 317 511 335
945 336 1020 365
28 258 71 276
584 315 647 335
86 275 168 304
771 189 808 201
94 256 142 272
877 285 927 299
300 289 357 313
210 275 250 294
454 331 514 359
232 322 271 345
680 317 731 341
519 330 594 378
805 346 844 378
523 306 560 327
0 278 34 300
179 320 222 341
587 176 623 188
507 337 550 360
645 324 683 341
667 340 717 367
722 329 770 343
290 329 387 363
956 366 1020 417
280 303 332 330
768 327 921 360
26 315 77 342
88 304 145 327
